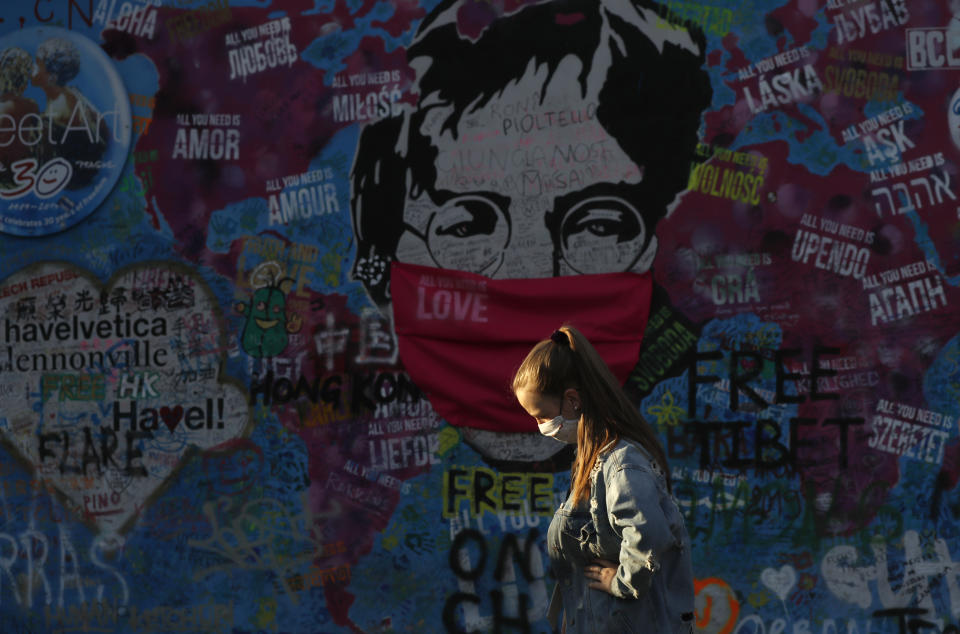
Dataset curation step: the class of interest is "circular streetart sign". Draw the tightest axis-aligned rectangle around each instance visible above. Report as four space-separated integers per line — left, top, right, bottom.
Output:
950 85 960 153
0 26 131 236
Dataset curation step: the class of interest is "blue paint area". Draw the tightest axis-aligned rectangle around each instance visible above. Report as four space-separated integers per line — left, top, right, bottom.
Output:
904 213 952 284
731 107 858 176
114 54 159 111
303 0 338 13
300 2 424 85
924 335 960 418
806 8 834 49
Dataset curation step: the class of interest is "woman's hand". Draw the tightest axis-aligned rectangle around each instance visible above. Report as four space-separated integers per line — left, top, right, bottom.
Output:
584 559 618 594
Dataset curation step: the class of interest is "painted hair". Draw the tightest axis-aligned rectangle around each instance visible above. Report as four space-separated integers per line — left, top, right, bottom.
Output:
0 48 33 96
512 324 671 504
36 38 81 85
351 0 713 309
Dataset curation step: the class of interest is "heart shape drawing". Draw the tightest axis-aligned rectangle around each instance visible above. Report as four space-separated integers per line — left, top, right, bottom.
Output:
0 262 250 541
760 565 797 601
160 405 185 432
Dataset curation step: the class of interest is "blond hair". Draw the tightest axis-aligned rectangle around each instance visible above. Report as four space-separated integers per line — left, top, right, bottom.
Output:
512 324 671 504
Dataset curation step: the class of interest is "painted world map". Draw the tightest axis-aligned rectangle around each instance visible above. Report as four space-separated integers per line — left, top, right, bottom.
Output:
0 0 959 632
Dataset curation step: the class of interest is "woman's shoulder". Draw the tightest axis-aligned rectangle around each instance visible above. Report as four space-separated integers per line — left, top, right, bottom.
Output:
599 437 657 471
597 439 670 495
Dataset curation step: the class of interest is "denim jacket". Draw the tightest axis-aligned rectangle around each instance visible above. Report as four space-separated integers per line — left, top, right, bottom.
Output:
545 438 695 633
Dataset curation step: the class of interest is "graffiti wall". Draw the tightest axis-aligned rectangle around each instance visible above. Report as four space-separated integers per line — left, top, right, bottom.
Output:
0 0 959 632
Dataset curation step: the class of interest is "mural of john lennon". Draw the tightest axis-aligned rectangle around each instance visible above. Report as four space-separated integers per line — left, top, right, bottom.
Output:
350 0 712 460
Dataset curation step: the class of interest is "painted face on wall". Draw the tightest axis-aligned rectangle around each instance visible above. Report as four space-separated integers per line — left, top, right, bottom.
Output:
34 158 73 198
240 286 290 358
349 0 711 462
396 59 656 280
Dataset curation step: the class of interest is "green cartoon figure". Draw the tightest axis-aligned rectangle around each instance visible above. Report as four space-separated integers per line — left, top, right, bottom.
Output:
236 265 303 358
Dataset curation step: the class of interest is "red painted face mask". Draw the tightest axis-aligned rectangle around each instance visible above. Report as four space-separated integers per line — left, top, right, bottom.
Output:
390 261 653 432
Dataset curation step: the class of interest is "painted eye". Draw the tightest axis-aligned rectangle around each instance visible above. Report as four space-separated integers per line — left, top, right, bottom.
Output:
559 197 646 274
426 195 510 274
256 301 266 311
273 305 282 313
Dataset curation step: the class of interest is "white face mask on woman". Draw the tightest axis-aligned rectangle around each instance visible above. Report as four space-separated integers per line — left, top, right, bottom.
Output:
538 415 580 444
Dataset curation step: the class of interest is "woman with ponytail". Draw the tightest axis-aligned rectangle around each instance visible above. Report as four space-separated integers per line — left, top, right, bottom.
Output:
513 325 695 633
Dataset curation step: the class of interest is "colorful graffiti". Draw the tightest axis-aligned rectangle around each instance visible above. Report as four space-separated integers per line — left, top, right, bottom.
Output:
1 0 959 632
